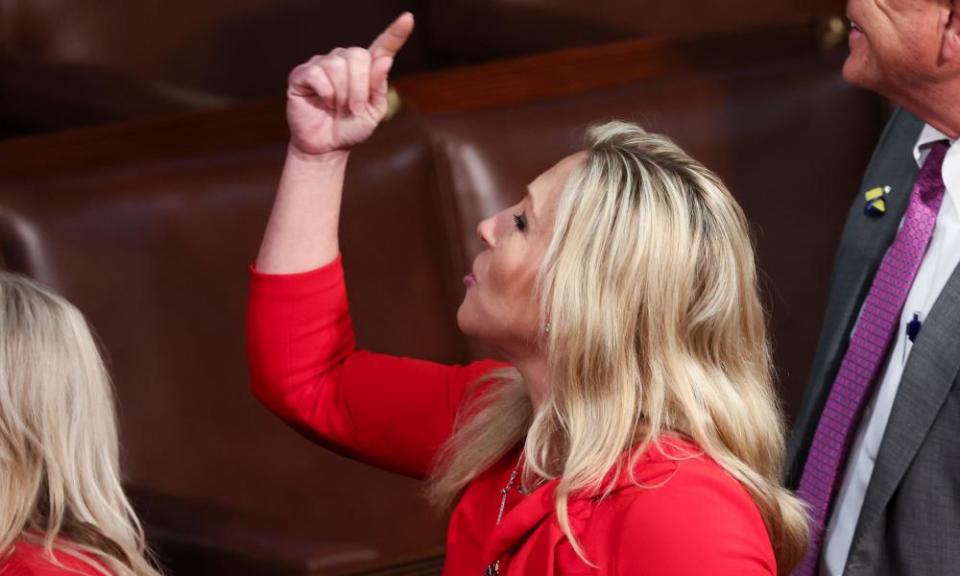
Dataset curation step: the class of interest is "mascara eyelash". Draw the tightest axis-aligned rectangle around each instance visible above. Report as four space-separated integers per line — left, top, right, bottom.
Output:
513 213 527 231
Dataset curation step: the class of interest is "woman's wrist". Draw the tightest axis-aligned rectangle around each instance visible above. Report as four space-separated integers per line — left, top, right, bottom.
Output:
287 143 351 166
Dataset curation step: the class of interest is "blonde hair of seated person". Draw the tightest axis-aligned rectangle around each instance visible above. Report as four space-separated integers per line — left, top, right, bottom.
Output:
429 122 809 574
0 273 161 576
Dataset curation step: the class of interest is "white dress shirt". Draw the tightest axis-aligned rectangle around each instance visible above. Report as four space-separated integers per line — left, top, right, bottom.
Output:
822 125 960 575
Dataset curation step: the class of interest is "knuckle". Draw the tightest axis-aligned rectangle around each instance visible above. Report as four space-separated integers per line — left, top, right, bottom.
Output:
290 63 315 84
305 65 325 82
322 55 347 70
344 46 371 63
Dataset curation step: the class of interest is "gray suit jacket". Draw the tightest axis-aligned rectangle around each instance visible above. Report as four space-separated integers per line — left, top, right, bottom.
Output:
785 108 960 575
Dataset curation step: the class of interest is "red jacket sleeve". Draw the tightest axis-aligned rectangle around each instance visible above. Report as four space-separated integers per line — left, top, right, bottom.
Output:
247 255 504 478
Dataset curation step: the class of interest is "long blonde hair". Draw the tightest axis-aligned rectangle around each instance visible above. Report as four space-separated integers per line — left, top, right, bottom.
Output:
430 121 808 572
0 272 161 576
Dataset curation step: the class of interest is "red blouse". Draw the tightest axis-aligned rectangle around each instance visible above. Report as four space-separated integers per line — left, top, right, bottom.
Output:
1 541 103 575
247 256 778 575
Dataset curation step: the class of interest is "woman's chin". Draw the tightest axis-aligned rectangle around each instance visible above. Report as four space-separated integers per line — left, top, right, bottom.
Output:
456 291 485 334
457 308 493 345
456 304 474 336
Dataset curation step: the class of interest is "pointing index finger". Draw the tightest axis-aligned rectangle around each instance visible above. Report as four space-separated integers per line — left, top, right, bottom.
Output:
368 12 415 60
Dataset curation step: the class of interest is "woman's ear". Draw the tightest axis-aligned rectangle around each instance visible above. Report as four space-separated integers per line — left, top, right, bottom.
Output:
942 0 960 63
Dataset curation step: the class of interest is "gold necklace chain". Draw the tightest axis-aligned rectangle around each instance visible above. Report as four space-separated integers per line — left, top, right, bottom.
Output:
485 455 524 576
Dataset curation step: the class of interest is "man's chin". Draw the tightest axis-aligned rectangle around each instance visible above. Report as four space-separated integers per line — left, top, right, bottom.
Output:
842 56 869 88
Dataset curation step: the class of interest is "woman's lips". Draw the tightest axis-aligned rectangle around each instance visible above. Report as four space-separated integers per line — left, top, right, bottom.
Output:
464 273 476 286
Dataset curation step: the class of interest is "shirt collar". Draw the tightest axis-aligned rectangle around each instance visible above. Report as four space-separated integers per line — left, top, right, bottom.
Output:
914 123 958 216
913 123 954 165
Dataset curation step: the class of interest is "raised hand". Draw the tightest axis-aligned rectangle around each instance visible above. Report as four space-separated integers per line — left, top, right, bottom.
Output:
286 13 414 156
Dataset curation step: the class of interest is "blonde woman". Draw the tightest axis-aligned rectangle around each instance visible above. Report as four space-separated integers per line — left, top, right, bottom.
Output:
249 13 808 575
0 273 161 576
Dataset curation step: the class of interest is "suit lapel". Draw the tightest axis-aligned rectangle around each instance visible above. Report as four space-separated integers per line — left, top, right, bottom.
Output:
818 124 919 364
851 261 960 548
786 109 924 485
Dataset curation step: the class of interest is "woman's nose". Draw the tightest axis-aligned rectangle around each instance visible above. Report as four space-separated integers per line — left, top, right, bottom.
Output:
477 216 496 248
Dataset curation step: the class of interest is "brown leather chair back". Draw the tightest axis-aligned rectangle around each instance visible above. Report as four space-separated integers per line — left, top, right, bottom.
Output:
425 0 845 64
0 0 430 99
0 116 461 567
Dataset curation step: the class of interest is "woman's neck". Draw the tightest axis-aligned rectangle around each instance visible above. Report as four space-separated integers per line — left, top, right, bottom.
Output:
508 353 550 411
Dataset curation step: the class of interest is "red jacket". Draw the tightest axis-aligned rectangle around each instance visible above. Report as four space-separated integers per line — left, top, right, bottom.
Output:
1 541 102 576
247 256 777 575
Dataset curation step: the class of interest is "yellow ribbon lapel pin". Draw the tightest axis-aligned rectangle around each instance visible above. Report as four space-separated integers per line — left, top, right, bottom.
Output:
864 185 891 217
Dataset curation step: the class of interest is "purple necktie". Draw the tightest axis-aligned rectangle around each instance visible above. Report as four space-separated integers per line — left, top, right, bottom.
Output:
792 140 950 576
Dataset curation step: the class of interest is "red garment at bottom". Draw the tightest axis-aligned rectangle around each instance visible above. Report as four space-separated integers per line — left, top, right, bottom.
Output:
1 540 104 576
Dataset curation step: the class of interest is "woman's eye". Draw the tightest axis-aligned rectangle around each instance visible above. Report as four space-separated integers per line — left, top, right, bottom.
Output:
513 213 527 232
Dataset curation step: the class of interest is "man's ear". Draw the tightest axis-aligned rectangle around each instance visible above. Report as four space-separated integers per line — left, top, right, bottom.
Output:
942 0 960 62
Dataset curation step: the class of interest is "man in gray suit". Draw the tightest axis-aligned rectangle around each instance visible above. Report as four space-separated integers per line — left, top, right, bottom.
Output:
785 1 960 575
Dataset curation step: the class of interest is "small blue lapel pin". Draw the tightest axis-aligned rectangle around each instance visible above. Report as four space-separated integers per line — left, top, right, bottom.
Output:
864 185 892 217
906 312 922 343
